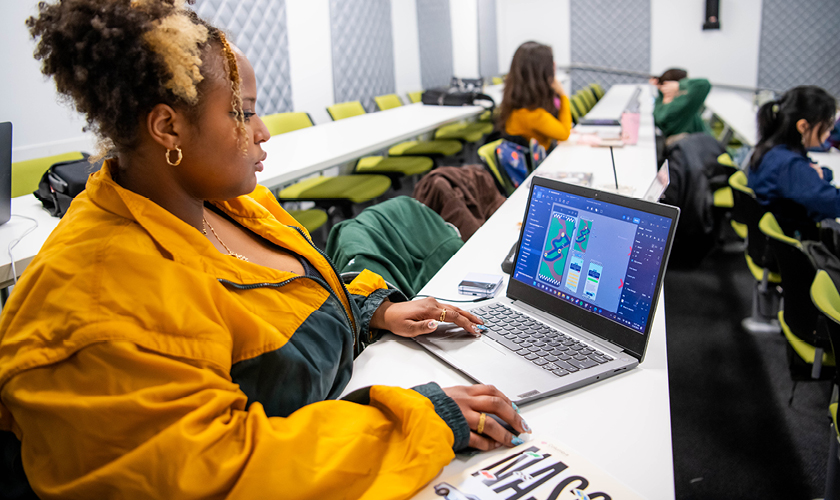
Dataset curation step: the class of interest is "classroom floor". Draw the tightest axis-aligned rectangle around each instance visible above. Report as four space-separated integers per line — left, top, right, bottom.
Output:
665 244 832 499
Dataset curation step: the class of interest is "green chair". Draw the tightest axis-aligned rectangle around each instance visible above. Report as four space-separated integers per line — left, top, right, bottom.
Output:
729 170 781 333
287 208 329 236
267 112 392 219
326 196 463 298
761 212 834 379
491 76 503 85
12 151 85 198
711 153 742 243
407 91 423 104
569 103 580 125
589 83 605 100
575 89 596 112
261 112 314 136
374 94 404 111
810 270 840 499
478 139 514 196
327 100 463 159
570 94 589 118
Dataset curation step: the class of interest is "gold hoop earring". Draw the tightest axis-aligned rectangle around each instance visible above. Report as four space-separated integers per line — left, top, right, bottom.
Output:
166 146 182 166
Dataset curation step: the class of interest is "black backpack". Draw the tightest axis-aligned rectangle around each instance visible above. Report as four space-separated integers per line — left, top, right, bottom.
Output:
33 155 103 218
421 88 495 111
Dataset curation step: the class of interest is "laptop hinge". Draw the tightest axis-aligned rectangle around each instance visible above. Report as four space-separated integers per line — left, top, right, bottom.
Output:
511 300 625 355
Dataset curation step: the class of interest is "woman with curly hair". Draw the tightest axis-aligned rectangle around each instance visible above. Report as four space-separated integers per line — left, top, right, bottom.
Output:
0 1 529 498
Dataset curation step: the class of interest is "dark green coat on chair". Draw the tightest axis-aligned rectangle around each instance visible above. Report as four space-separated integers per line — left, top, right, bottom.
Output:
326 196 464 298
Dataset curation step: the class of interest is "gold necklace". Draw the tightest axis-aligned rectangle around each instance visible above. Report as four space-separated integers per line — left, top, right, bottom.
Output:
202 216 249 262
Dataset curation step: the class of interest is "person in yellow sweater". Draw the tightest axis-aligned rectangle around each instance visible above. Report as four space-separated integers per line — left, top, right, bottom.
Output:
0 1 529 499
498 41 573 151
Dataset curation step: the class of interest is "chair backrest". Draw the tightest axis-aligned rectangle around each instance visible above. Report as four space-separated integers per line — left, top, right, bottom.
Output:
492 76 503 85
761 212 819 340
811 270 840 364
576 89 596 111
589 83 605 100
407 91 423 104
569 102 580 125
261 112 314 136
728 170 753 226
374 94 403 111
477 139 514 196
570 94 588 117
11 151 86 198
327 101 366 121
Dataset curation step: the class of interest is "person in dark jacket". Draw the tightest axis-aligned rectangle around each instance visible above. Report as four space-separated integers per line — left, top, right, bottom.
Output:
747 86 838 227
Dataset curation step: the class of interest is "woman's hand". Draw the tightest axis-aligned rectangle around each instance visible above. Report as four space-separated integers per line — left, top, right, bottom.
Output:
370 297 484 338
443 385 532 450
811 162 825 180
659 81 680 104
551 77 566 97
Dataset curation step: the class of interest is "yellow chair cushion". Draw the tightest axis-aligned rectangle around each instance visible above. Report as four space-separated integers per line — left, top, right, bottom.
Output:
745 253 782 283
434 122 486 143
328 101 366 121
262 112 313 136
779 311 836 366
492 76 503 85
407 91 423 104
374 94 403 111
356 156 433 176
288 208 328 233
730 220 747 239
713 187 733 208
831 402 839 437
389 140 462 157
278 175 391 203
12 151 86 197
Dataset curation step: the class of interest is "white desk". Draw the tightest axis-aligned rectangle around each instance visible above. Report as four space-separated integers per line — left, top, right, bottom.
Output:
584 84 642 122
345 84 673 499
813 150 840 173
0 195 61 289
256 103 485 187
704 88 758 146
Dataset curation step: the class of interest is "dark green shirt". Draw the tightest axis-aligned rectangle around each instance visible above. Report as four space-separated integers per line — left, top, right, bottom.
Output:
653 78 712 138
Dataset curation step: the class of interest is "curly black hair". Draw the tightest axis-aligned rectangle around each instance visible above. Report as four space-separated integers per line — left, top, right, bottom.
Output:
26 0 234 154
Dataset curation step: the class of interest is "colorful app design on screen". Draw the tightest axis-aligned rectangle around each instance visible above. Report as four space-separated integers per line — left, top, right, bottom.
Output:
538 213 576 287
583 261 603 300
565 253 584 293
574 219 593 253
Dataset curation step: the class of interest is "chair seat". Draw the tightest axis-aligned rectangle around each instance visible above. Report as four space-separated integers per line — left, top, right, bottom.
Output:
389 139 462 157
434 122 487 143
832 402 839 437
479 110 493 122
779 311 836 366
288 208 328 233
278 175 391 203
355 156 433 176
745 254 782 283
713 187 734 208
730 220 747 239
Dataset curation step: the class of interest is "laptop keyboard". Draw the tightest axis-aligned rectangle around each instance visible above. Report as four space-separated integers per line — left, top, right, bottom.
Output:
472 303 613 377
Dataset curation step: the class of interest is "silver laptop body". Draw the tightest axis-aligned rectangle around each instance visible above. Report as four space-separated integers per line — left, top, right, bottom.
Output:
416 176 680 404
642 160 670 202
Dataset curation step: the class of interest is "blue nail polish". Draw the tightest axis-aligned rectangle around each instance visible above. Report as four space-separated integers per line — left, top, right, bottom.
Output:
475 324 488 331
512 402 520 413
521 419 532 433
511 436 524 446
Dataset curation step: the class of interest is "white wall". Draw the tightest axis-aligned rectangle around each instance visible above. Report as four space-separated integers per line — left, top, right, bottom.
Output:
391 0 423 97
651 0 763 88
495 0 571 75
0 2 97 162
286 0 334 125
450 0 480 79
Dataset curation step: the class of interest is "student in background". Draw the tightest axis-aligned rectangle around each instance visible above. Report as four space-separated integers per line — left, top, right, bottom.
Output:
650 68 711 145
0 1 529 498
498 41 573 151
747 85 838 229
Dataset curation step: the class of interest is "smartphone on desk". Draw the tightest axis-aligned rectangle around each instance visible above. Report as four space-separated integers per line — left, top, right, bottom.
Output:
458 273 503 298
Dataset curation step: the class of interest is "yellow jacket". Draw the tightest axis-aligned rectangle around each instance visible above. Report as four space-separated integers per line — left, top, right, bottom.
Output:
505 95 573 149
0 161 458 499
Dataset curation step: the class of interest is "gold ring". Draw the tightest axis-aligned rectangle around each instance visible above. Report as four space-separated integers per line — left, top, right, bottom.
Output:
477 412 487 434
440 309 447 322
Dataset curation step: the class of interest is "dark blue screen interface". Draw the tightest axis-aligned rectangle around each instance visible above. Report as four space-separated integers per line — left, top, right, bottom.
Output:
512 186 672 333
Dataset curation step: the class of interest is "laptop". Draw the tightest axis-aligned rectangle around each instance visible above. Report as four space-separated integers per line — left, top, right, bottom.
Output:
415 176 680 404
0 122 11 225
641 160 670 202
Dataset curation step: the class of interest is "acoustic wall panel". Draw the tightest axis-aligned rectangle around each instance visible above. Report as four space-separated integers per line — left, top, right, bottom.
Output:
758 0 840 98
417 0 454 89
329 0 396 113
477 0 499 79
193 0 293 115
569 0 651 93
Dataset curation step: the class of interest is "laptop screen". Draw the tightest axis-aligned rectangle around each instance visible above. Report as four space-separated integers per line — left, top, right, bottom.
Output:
0 122 11 225
642 160 670 202
510 179 675 346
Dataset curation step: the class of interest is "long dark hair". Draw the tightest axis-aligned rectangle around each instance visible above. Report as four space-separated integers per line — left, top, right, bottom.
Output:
497 41 557 130
749 85 836 170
